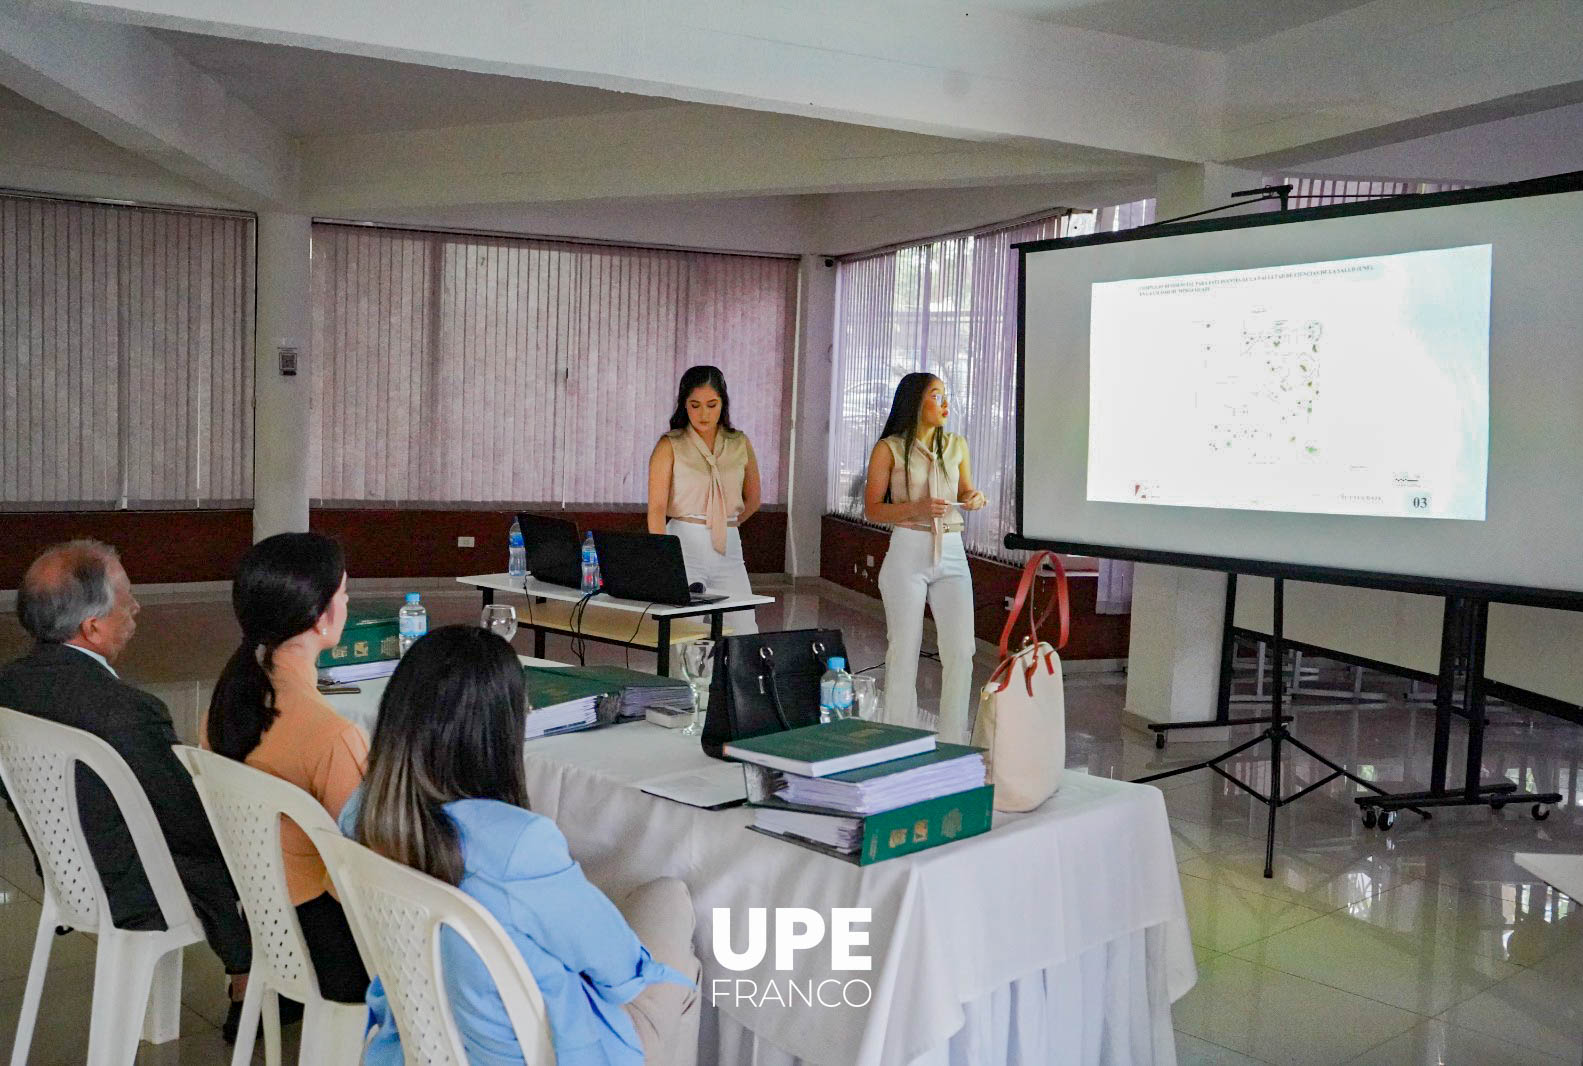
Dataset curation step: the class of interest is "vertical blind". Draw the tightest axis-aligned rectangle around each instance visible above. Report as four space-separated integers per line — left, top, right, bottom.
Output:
1274 176 1472 207
0 193 254 509
826 211 1088 561
311 224 798 506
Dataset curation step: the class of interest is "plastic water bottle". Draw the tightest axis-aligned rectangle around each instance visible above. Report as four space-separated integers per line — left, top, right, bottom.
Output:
397 592 428 655
819 657 855 724
580 531 601 593
507 518 527 579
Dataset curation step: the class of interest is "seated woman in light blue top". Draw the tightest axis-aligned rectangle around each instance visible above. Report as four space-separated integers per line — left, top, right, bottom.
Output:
340 625 698 1066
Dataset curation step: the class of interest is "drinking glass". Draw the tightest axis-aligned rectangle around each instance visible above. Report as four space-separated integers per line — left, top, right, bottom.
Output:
678 640 716 737
480 604 519 644
852 675 878 721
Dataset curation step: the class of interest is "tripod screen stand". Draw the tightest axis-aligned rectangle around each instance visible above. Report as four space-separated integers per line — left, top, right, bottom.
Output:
1134 576 1428 878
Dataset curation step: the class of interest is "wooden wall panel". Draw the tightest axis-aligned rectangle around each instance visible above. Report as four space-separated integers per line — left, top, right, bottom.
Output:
2 507 788 590
0 510 253 588
312 506 788 579
819 514 1129 661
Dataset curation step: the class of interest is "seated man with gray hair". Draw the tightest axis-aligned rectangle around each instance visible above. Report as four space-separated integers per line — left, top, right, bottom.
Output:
0 540 255 1039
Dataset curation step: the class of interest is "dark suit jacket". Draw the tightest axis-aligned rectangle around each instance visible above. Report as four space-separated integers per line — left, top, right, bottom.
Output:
0 642 238 934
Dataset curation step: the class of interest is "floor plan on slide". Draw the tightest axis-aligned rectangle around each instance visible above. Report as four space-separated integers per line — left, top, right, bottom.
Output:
1086 244 1491 521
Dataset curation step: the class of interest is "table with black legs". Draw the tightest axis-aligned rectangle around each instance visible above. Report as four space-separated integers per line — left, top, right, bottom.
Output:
459 573 773 676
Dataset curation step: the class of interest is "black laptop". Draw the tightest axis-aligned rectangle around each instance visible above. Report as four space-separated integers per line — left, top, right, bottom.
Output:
592 530 727 606
516 512 583 590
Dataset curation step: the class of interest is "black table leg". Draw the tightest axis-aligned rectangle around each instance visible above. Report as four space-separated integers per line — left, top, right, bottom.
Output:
709 611 723 643
481 588 494 609
657 617 671 676
533 627 546 659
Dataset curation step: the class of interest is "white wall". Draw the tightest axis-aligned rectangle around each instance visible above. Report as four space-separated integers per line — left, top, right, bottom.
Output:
1290 101 1583 186
0 87 241 209
818 184 1099 256
354 195 820 256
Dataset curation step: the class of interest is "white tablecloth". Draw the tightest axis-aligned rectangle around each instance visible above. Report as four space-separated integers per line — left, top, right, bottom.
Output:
331 683 1194 1066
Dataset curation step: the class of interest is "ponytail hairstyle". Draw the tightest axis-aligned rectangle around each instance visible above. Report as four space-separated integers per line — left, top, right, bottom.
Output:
875 372 946 503
207 532 346 760
668 365 735 433
354 625 529 885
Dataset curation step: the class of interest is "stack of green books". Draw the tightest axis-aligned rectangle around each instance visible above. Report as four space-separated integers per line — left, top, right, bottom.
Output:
555 664 692 720
522 665 691 725
727 721 994 865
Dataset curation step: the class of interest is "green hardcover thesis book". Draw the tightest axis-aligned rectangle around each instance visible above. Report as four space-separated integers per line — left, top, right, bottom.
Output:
520 666 623 709
724 719 937 777
563 664 689 692
748 785 995 865
316 604 401 669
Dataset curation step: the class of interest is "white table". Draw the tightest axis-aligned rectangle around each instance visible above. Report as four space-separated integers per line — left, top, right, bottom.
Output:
328 670 1195 1066
460 573 775 675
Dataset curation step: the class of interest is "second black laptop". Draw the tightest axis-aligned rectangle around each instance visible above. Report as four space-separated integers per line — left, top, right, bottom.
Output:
516 512 583 590
592 530 727 607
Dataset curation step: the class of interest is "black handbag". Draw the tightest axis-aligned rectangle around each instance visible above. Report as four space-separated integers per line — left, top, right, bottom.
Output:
702 628 848 759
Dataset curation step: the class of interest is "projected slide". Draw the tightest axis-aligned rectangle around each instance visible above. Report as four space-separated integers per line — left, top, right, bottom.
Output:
1087 245 1491 520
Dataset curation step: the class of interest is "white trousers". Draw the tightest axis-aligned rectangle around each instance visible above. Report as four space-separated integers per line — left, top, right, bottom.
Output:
667 520 758 635
878 528 976 743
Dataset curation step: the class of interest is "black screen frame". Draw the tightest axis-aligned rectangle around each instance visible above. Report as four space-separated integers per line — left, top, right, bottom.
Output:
1008 169 1583 611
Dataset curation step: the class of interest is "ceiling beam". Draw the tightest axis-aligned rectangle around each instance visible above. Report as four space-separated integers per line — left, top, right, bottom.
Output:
299 104 1160 213
1221 0 1583 163
49 0 1222 163
0 1 297 207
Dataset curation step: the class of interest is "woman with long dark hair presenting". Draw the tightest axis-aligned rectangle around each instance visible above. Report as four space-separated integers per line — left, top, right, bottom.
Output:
205 531 370 1004
647 364 760 632
864 373 987 742
346 625 699 1066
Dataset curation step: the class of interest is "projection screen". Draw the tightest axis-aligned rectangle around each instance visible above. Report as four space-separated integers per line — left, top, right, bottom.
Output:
1014 173 1583 604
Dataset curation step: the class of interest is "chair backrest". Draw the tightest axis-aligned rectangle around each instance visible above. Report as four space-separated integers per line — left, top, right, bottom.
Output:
311 828 557 1066
0 706 200 937
173 744 340 1003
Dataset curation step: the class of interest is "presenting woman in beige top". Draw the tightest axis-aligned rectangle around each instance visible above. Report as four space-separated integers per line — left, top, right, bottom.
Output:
864 373 987 742
646 365 761 633
205 532 370 1004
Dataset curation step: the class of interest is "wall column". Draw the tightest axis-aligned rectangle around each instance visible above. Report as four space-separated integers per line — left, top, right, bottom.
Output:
786 253 837 578
252 212 312 541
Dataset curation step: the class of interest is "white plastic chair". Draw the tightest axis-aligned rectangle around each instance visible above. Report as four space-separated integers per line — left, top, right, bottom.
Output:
310 827 558 1066
172 746 366 1066
0 706 199 1066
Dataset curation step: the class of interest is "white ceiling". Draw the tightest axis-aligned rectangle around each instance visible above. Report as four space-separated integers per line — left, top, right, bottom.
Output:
149 29 673 137
981 0 1377 51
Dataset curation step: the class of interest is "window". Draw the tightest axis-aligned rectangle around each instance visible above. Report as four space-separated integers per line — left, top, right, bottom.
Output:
1272 176 1473 208
0 193 255 509
826 212 1090 561
310 224 798 507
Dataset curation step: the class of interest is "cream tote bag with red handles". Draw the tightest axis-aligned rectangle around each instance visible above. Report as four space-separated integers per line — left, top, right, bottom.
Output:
972 550 1069 812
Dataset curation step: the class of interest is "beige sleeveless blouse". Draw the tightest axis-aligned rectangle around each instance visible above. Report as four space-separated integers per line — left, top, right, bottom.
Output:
883 432 967 564
666 427 755 553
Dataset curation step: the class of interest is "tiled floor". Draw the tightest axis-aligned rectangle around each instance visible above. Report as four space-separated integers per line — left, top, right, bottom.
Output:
2 582 1583 1064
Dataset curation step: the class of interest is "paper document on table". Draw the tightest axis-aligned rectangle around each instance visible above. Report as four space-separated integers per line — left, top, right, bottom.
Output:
318 659 398 684
752 808 862 853
639 762 748 810
524 697 598 740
